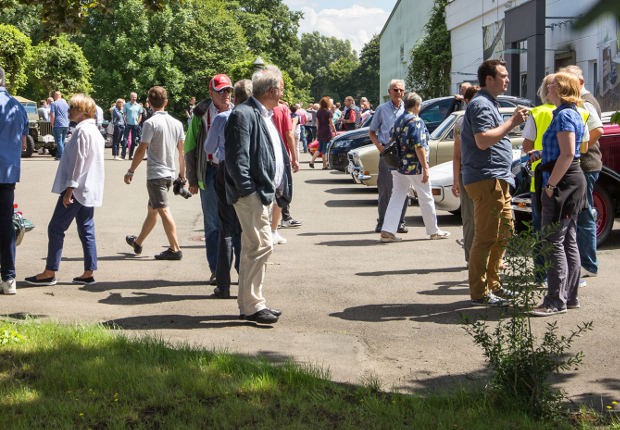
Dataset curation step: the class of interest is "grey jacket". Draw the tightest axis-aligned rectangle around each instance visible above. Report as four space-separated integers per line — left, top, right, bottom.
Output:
224 97 292 206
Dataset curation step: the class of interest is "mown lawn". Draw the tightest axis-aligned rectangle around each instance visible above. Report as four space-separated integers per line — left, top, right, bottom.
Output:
0 320 614 429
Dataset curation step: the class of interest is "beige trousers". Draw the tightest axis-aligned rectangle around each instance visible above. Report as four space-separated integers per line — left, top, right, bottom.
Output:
233 192 273 315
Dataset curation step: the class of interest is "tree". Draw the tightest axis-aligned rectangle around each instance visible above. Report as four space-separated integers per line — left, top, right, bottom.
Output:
0 24 31 93
352 34 380 107
406 0 451 100
325 56 359 103
0 0 45 44
26 34 92 100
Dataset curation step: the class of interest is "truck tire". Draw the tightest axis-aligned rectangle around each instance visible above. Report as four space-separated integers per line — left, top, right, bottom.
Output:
22 135 35 158
593 184 615 247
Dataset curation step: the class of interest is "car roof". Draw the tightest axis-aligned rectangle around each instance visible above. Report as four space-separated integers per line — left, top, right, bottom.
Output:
332 127 370 141
421 94 533 107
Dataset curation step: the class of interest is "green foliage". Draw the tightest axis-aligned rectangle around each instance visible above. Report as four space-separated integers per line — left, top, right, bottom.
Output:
0 0 45 44
352 34 380 107
0 24 31 93
462 224 593 418
26 34 92 100
325 56 360 103
406 0 451 100
611 111 620 125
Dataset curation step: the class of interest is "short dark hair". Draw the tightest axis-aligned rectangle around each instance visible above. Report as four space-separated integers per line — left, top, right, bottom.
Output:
463 85 480 102
477 59 506 87
148 86 167 108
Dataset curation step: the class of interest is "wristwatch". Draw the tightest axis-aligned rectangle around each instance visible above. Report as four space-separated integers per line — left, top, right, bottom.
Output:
545 183 556 191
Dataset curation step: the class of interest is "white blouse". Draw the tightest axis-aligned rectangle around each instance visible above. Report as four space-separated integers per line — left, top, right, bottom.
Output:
52 118 105 207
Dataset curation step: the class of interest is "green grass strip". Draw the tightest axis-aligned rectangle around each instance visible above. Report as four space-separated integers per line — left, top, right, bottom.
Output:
0 320 610 429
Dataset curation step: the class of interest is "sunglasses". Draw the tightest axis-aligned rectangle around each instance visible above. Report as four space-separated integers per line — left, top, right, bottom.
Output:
391 88 405 93
215 88 232 95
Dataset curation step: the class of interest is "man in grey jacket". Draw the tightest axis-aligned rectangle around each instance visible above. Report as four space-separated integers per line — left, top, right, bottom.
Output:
224 65 292 324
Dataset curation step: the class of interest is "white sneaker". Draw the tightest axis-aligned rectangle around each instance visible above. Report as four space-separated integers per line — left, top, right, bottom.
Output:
1 278 16 295
272 231 287 245
430 230 450 240
581 268 597 278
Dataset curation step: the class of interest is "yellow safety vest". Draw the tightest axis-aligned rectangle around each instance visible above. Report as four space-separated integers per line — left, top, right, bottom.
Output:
529 104 589 192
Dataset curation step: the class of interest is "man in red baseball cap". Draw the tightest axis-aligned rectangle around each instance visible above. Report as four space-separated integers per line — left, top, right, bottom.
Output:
184 73 234 286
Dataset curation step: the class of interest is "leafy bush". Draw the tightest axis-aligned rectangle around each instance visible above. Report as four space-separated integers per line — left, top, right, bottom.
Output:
462 224 593 417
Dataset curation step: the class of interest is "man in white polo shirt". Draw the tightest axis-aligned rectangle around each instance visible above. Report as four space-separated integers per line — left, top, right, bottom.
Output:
123 86 186 260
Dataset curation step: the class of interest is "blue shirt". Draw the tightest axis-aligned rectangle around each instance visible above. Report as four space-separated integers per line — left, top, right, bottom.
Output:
541 104 585 185
460 89 514 187
369 100 405 144
203 110 232 162
50 98 70 128
123 101 143 125
390 112 429 175
111 107 124 126
0 88 29 183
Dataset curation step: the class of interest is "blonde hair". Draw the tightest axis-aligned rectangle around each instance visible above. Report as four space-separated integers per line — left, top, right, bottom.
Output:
69 94 97 118
551 72 583 106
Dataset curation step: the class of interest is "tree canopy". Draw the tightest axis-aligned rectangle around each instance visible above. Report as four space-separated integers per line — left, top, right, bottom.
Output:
0 24 31 93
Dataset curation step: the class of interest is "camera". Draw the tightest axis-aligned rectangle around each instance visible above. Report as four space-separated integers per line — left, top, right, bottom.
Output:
173 177 192 199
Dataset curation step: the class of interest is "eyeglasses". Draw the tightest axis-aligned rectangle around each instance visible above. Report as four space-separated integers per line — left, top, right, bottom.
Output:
216 88 232 95
391 88 405 93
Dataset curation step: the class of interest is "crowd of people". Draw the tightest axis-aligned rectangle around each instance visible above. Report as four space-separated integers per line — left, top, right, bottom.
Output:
0 58 604 322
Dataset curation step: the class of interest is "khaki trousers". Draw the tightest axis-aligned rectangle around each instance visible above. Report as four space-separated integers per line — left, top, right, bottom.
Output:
233 192 273 315
464 179 513 299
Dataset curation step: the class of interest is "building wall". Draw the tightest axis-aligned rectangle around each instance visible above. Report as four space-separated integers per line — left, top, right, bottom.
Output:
379 0 435 103
446 0 620 111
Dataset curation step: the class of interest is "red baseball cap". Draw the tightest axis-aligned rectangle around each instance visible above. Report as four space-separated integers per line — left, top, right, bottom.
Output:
210 74 233 91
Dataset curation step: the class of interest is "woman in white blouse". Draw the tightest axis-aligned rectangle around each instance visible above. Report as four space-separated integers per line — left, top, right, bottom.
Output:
25 94 105 286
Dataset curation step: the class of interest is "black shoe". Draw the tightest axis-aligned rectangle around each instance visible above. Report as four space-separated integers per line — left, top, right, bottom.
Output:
240 309 278 324
73 276 96 285
125 235 142 255
209 273 217 285
309 162 314 168
24 275 57 286
266 308 282 317
375 223 382 233
154 248 183 260
213 286 231 299
397 224 408 234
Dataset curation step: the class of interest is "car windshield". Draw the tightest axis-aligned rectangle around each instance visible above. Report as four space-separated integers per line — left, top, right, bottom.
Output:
21 103 37 115
430 114 457 140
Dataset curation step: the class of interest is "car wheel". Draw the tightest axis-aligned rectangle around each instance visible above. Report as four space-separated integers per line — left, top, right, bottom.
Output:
593 184 615 247
22 135 35 158
48 147 57 157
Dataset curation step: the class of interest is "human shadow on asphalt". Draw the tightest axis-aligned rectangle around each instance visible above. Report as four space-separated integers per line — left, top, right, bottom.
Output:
356 267 465 276
1 312 47 320
329 302 506 325
78 280 211 292
404 213 462 227
298 231 373 236
98 292 236 305
305 178 355 185
393 368 491 394
324 187 378 194
417 280 469 295
324 199 377 207
102 314 273 330
567 377 620 409
318 238 426 246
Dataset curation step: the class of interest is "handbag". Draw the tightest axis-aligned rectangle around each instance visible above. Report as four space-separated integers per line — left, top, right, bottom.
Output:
380 119 409 169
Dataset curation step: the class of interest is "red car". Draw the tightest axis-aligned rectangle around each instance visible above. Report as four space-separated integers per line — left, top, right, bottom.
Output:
308 131 342 156
596 121 620 245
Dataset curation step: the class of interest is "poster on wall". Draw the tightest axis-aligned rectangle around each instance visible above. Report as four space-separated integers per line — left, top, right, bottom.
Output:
598 36 620 111
483 20 505 61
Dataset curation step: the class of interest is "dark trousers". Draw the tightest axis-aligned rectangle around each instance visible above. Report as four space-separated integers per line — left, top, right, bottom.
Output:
377 157 406 227
214 164 241 289
112 124 125 156
46 194 97 272
300 125 308 152
0 183 16 281
122 124 141 158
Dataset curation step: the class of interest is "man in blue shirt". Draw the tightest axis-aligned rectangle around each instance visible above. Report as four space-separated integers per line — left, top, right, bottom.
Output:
461 59 528 306
0 67 29 295
369 79 407 233
122 92 143 159
49 90 70 159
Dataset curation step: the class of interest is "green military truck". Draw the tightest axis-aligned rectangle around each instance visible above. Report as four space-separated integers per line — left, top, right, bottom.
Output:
15 96 56 158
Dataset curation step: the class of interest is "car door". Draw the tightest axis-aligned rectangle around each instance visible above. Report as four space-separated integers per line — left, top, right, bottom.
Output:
420 98 456 133
427 114 457 167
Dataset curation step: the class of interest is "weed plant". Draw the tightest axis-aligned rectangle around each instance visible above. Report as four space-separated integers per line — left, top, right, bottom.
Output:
463 224 593 418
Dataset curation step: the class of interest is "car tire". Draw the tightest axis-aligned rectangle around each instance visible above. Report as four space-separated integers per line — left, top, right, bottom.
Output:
593 183 615 247
22 135 35 158
48 147 57 157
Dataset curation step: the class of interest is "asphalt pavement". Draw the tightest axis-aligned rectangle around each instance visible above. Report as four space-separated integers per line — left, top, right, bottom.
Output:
3 150 620 408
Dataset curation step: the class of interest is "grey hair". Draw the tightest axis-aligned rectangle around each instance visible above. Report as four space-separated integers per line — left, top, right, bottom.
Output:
130 92 137 98
559 65 583 81
403 91 422 110
389 79 405 90
252 65 282 97
0 66 4 87
234 79 253 104
537 74 554 105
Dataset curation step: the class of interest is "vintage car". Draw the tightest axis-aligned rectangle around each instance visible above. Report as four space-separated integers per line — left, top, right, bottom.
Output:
308 114 374 157
15 96 56 157
347 107 525 187
428 118 620 246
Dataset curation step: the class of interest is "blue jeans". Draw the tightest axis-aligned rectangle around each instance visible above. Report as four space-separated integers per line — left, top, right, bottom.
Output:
300 125 308 152
46 194 97 272
577 171 599 274
531 192 546 283
122 124 141 159
0 183 16 281
52 127 68 159
112 125 125 156
200 165 219 274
